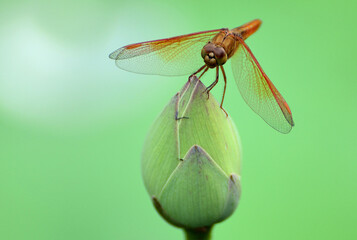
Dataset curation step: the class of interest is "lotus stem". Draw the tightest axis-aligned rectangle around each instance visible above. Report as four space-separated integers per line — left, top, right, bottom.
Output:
184 226 212 240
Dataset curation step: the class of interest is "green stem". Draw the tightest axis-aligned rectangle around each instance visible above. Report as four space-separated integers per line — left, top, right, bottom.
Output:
184 226 213 240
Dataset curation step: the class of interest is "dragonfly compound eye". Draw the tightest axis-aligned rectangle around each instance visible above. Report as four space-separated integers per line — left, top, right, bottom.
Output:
213 47 227 65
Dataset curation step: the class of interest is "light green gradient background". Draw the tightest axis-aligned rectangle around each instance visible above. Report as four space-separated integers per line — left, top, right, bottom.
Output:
0 0 356 240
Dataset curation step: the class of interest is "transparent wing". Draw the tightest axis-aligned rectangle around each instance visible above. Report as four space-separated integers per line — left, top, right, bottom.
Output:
109 29 223 76
231 38 294 133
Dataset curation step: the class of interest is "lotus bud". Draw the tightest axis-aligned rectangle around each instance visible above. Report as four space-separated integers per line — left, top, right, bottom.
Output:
141 76 242 235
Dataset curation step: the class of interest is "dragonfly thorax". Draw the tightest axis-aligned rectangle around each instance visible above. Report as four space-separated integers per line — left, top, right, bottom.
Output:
201 43 227 68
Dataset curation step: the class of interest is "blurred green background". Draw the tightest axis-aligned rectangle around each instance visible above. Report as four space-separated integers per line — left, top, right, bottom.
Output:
0 0 356 239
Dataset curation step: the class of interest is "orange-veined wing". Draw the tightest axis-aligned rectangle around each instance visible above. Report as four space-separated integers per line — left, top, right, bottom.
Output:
231 37 294 133
109 29 223 76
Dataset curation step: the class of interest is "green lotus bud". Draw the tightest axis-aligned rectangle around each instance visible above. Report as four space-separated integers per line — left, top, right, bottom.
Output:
142 76 242 236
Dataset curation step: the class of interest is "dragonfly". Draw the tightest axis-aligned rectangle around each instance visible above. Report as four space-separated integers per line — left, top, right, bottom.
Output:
109 19 294 134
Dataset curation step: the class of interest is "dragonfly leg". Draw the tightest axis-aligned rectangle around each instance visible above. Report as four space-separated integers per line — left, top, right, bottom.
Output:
190 65 206 80
205 67 219 99
220 66 228 117
198 66 209 79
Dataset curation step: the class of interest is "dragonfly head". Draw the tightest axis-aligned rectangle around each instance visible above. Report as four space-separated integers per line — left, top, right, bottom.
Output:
201 43 227 68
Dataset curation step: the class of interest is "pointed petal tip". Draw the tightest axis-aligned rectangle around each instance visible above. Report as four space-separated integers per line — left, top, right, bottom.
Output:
189 75 199 83
187 144 206 156
229 174 238 183
152 196 161 208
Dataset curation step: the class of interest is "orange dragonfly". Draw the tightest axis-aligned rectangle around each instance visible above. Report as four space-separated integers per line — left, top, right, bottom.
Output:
109 19 294 133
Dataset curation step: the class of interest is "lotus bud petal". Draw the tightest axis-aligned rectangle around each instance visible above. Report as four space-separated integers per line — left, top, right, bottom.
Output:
142 76 242 230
